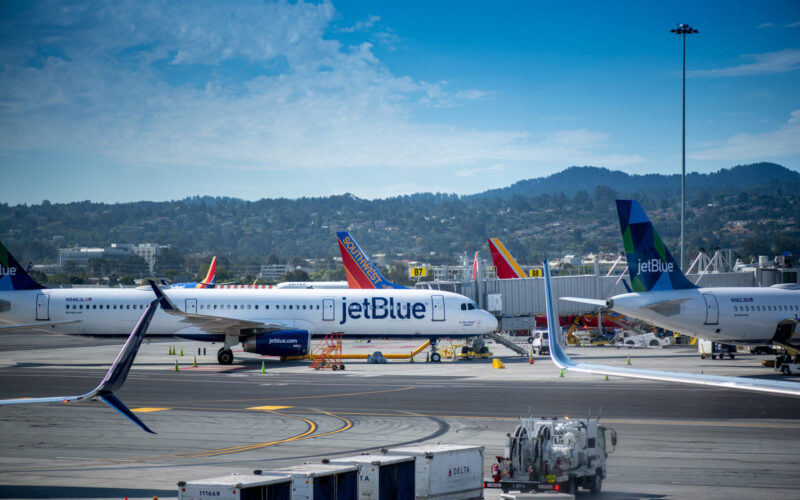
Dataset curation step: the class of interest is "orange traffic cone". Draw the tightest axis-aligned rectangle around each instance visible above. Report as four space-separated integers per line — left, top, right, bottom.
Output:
529 356 534 365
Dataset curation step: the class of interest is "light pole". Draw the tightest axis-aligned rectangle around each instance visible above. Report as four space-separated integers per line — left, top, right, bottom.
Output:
671 23 697 271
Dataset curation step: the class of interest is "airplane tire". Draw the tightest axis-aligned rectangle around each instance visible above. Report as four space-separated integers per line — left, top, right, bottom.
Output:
217 348 234 365
431 353 441 363
339 364 346 371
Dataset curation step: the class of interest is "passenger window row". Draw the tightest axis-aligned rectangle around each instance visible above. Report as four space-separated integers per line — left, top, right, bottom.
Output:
198 304 321 311
66 304 146 310
734 304 799 312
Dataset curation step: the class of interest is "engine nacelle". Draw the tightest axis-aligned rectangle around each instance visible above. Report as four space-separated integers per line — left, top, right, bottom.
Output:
243 330 311 357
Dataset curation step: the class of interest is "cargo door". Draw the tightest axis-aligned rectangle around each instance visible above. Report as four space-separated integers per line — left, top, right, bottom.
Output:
323 298 335 321
314 474 333 500
395 461 415 500
702 293 718 325
36 294 49 320
335 470 358 500
185 299 197 314
431 295 445 321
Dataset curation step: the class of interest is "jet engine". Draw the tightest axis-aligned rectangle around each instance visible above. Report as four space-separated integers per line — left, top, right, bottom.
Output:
243 330 311 357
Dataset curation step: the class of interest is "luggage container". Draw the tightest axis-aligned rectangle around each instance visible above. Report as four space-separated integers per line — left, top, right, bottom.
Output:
177 473 291 500
256 463 358 500
328 454 415 499
386 444 484 500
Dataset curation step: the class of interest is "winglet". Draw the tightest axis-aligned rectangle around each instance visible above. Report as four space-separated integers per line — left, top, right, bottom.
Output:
543 260 573 370
0 296 160 432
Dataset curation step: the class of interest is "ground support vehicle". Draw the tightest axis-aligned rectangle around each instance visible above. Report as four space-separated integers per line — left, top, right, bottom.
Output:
483 417 616 495
698 339 737 360
775 353 800 375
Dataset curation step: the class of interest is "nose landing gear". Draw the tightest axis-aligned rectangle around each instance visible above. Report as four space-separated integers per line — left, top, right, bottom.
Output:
429 339 441 362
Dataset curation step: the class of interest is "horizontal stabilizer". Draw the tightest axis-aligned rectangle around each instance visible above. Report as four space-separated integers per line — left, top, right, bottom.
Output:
543 260 800 398
560 297 609 308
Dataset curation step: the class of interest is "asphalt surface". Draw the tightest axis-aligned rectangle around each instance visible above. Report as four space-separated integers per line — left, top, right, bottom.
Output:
1 334 799 499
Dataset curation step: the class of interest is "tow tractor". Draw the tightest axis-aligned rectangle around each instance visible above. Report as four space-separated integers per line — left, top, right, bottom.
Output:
484 417 617 495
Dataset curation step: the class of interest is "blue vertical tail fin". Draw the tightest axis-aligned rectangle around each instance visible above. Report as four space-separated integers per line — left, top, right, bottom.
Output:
616 200 696 292
0 241 44 291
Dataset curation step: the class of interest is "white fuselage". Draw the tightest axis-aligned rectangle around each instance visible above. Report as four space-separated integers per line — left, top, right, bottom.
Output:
610 286 800 345
0 287 497 340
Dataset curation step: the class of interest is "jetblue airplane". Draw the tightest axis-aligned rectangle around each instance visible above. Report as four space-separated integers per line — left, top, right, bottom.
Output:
337 231 406 289
562 200 800 347
543 260 800 397
0 292 160 433
0 242 496 364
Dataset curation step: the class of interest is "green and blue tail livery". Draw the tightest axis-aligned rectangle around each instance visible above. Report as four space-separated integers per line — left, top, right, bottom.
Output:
0 241 44 291
616 200 696 292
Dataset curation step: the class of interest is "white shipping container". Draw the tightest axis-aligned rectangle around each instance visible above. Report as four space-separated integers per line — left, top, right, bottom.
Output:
259 463 359 500
329 454 415 500
178 473 292 500
386 444 484 500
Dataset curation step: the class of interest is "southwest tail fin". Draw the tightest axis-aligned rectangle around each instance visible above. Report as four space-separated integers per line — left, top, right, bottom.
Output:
487 238 526 279
0 241 44 291
195 256 217 288
336 231 405 289
616 200 696 292
471 251 479 280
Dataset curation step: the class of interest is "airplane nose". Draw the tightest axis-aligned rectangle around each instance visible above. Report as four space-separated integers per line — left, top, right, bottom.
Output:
484 311 498 331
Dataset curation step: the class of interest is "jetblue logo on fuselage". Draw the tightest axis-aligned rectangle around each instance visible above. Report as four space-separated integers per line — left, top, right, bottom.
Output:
637 259 673 274
0 266 17 276
339 297 426 325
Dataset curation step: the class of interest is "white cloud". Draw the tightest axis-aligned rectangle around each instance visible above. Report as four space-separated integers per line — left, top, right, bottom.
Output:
757 22 774 28
689 110 800 161
340 14 381 33
786 21 800 28
0 1 641 182
456 163 504 177
688 49 800 77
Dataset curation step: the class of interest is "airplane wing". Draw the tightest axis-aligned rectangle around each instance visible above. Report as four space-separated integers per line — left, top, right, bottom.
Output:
0 320 81 332
543 261 800 398
0 295 160 433
150 282 290 334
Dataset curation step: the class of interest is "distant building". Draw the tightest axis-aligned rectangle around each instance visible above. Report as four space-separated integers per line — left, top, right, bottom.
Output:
58 243 167 274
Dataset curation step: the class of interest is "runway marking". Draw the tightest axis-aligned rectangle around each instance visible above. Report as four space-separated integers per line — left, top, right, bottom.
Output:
131 407 171 413
248 405 293 410
2 410 354 471
136 385 415 405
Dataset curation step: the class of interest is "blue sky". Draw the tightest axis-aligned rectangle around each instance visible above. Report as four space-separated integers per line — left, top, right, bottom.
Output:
1 0 798 205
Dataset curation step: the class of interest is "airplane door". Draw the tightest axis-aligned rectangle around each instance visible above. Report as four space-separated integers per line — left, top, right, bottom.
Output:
185 299 197 314
36 294 49 320
702 293 718 325
322 299 335 321
432 295 445 321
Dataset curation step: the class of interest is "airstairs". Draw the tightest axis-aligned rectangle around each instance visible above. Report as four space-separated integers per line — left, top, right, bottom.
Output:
487 331 530 356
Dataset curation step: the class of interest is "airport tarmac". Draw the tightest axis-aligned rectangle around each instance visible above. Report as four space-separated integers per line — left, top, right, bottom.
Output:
1 334 799 500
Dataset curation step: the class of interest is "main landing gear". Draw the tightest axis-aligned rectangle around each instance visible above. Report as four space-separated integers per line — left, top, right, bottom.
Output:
217 347 234 365
429 339 441 363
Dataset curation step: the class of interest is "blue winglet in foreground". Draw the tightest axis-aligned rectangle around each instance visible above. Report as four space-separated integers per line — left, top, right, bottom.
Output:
0 292 160 433
543 260 800 398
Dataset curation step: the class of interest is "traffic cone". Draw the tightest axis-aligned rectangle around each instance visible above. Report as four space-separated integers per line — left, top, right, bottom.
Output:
559 369 564 377
529 356 534 365
174 360 179 372
627 355 631 365
409 353 414 363
180 347 184 356
261 361 266 374
604 375 609 381
193 356 197 368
